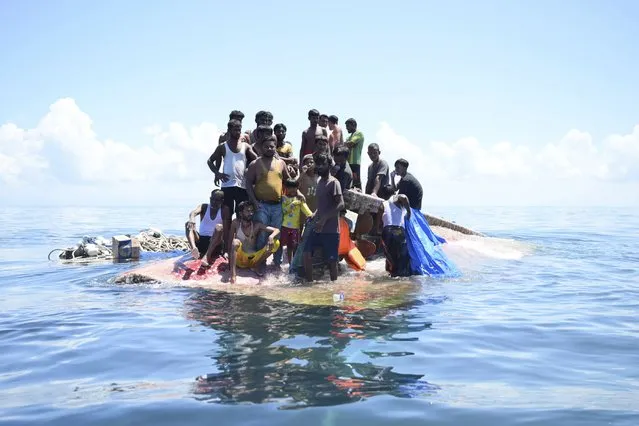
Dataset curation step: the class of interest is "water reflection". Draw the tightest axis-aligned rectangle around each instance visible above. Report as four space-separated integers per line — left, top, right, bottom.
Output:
184 290 441 408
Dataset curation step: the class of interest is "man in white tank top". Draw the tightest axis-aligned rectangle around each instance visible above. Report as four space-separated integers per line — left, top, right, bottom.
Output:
378 194 413 277
185 189 230 263
207 119 258 219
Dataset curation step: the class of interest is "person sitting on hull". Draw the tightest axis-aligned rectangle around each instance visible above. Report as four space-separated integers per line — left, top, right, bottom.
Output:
303 153 344 282
228 201 280 283
378 194 412 277
185 189 230 263
390 158 423 210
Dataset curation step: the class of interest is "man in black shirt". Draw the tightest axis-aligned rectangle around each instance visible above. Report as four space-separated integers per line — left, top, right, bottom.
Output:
391 158 423 210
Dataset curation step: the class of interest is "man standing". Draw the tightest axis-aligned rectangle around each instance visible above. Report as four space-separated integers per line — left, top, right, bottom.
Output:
251 125 274 157
274 123 297 167
332 144 353 191
207 119 257 220
303 153 344 282
245 111 274 149
218 110 245 145
300 109 320 160
344 118 364 190
244 135 294 267
328 115 343 149
391 158 423 210
365 143 391 200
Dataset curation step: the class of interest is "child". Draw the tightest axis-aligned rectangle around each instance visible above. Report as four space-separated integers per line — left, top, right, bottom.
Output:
281 179 313 264
298 154 319 212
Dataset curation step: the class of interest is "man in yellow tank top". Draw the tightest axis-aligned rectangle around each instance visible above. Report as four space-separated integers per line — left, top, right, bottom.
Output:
245 135 296 268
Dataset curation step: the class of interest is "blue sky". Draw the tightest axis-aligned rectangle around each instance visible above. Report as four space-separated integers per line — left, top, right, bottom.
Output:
1 0 638 206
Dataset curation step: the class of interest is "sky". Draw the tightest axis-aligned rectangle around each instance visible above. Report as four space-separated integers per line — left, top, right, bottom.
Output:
1 0 638 207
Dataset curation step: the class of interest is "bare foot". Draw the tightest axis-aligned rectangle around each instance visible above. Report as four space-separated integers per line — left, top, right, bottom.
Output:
230 274 236 284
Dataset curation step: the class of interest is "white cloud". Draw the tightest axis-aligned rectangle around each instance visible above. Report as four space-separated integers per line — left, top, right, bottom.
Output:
1 98 638 206
371 121 639 183
0 98 220 185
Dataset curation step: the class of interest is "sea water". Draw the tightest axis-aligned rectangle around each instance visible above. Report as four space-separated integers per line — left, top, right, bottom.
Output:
0 206 638 426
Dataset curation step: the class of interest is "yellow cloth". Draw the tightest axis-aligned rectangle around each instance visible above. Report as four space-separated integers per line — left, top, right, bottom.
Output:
281 195 313 229
236 240 280 268
254 160 283 202
277 143 293 157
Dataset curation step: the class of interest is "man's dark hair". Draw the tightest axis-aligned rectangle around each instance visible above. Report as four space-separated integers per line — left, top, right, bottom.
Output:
368 143 380 151
308 109 320 117
210 189 224 198
255 110 273 123
314 134 329 143
319 113 329 120
333 144 350 158
228 119 242 129
237 201 253 213
345 118 357 126
328 115 338 124
284 178 299 188
229 110 244 120
274 123 287 132
262 135 277 145
314 152 330 165
257 124 273 133
395 158 409 168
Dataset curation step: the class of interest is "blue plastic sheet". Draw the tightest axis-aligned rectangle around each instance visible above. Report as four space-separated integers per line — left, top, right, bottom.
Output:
405 209 461 277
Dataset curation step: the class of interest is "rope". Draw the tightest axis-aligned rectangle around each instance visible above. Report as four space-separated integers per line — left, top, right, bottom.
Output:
134 229 189 253
48 228 190 262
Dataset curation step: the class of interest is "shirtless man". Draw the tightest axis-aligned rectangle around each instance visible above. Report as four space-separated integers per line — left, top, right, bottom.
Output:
303 153 344 282
245 111 273 151
217 110 245 145
228 201 280 283
245 135 295 267
299 109 320 160
328 115 344 149
207 120 258 224
319 114 330 139
251 125 274 157
185 189 230 263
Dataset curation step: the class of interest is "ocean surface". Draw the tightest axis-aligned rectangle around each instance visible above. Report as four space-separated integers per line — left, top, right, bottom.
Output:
1 206 638 426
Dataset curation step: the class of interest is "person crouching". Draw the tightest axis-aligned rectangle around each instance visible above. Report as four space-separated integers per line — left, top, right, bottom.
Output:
228 201 280 283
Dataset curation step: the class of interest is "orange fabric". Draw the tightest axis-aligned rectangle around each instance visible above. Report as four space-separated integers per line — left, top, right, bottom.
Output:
338 217 366 271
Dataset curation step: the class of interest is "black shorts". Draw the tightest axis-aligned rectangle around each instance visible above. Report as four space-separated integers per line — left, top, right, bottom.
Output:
350 164 361 189
195 236 211 258
196 235 223 258
304 231 339 261
221 186 248 217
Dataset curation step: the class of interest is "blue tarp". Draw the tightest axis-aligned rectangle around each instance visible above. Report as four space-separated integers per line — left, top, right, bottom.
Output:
405 209 461 277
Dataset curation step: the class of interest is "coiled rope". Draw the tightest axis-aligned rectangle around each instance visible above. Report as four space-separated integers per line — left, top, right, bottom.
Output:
49 228 190 262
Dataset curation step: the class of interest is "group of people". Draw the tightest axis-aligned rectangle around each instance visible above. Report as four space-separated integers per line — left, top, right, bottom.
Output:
185 109 425 282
